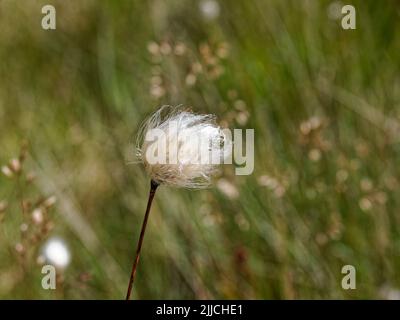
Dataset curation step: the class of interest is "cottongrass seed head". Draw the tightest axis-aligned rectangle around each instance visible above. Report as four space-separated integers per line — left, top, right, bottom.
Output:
42 237 71 269
136 106 231 188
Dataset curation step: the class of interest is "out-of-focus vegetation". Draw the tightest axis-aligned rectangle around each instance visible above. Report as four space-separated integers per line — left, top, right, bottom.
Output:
1 0 400 299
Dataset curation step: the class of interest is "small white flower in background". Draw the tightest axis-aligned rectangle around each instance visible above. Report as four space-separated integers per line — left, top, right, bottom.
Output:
20 223 28 233
217 178 239 199
0 200 8 212
32 208 44 225
9 158 21 173
136 106 231 188
43 196 57 208
42 237 71 269
1 165 13 178
15 243 24 254
379 285 400 300
327 1 343 20
199 0 220 20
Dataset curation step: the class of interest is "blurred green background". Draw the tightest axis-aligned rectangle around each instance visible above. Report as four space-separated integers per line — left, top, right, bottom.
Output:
1 0 400 299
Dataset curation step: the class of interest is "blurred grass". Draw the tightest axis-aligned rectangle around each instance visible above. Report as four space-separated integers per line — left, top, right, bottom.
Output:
1 0 400 299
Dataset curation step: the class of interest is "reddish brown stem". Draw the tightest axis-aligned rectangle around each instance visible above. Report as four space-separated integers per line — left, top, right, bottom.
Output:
125 180 159 300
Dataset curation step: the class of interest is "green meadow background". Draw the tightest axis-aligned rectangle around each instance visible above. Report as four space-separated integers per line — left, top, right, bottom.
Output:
1 0 400 299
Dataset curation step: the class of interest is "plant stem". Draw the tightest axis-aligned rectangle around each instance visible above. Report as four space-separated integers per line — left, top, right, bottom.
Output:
125 179 159 300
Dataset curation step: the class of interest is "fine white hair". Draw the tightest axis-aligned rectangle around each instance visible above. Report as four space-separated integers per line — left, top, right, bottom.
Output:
136 106 231 188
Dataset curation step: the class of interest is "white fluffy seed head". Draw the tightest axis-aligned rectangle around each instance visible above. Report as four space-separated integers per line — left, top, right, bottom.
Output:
42 237 71 269
136 106 231 188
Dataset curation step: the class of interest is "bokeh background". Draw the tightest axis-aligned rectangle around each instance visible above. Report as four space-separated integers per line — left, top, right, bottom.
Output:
1 0 400 299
